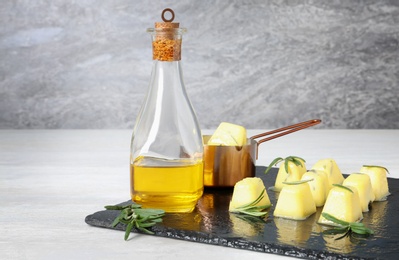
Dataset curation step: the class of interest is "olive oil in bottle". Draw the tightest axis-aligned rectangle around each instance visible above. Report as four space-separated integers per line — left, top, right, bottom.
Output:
131 159 203 212
130 9 203 213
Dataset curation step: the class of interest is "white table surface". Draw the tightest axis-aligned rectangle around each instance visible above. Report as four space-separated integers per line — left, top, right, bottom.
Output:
1 129 398 260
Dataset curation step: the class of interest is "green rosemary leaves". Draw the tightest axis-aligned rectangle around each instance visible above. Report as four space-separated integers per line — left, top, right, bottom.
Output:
104 203 165 240
321 212 374 239
264 156 306 174
229 189 270 217
362 165 390 174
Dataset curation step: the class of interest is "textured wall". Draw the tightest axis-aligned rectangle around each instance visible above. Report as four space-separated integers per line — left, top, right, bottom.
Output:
1 0 398 129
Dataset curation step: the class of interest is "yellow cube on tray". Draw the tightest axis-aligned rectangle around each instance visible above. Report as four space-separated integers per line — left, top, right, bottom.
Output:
311 158 344 189
273 180 316 220
318 184 363 226
207 122 247 146
359 165 390 201
301 170 329 207
229 177 271 212
343 173 375 212
274 157 306 192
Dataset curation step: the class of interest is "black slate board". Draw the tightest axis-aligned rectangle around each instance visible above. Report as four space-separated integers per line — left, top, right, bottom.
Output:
85 167 399 259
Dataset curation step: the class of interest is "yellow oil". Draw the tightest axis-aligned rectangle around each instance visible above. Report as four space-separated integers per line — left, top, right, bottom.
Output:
131 159 204 213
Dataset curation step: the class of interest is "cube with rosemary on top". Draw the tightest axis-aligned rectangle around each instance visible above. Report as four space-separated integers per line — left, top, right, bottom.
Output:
229 177 271 217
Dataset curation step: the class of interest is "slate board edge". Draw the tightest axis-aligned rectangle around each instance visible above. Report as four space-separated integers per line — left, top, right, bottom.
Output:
85 211 371 260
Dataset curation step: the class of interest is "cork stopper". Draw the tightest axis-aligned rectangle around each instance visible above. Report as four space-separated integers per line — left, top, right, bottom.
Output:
155 8 180 29
150 8 185 62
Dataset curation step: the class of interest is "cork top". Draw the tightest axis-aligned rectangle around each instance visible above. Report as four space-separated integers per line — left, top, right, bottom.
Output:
155 8 180 29
148 8 186 62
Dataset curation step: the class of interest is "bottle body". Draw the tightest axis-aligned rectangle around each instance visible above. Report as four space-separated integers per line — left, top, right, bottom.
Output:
130 158 203 212
130 60 203 213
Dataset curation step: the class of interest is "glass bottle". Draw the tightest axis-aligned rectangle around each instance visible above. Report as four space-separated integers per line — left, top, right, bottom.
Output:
130 9 203 213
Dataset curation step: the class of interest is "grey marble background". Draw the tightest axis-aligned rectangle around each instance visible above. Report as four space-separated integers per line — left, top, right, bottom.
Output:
1 0 398 129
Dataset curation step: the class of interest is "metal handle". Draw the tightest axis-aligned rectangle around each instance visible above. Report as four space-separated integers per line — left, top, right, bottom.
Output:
250 119 321 159
251 119 321 144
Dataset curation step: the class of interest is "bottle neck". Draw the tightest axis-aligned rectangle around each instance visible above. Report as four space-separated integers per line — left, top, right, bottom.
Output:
150 60 185 93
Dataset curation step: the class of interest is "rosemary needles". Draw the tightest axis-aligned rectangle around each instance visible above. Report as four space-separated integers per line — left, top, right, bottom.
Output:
105 203 165 240
229 188 270 217
321 212 374 239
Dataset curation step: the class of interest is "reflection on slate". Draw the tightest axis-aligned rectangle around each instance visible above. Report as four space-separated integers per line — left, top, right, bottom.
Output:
85 167 399 259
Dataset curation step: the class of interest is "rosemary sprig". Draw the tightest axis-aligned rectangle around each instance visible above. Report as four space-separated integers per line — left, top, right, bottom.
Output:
282 179 313 185
264 156 306 174
230 189 270 217
321 212 374 240
105 203 165 240
332 183 353 193
362 165 390 174
264 157 284 174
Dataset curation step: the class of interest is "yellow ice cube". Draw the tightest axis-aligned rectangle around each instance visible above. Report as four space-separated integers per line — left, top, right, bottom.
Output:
274 158 306 192
318 185 363 225
301 170 329 207
343 173 375 212
273 181 316 220
207 122 247 146
359 165 390 201
311 158 344 189
229 177 271 211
